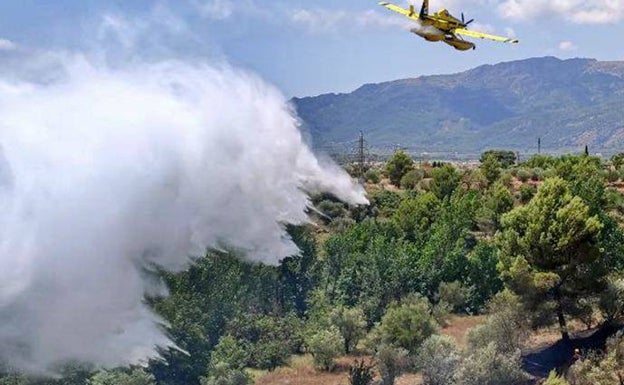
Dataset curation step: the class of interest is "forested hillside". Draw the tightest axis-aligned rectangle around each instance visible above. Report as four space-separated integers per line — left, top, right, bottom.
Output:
293 57 624 152
4 151 624 385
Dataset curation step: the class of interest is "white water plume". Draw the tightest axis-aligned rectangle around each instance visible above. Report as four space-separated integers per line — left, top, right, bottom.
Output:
0 55 367 372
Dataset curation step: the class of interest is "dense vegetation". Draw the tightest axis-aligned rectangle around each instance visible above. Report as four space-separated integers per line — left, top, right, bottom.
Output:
4 150 624 385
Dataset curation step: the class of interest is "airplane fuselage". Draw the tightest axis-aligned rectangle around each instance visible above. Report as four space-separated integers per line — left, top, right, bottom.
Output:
422 9 467 33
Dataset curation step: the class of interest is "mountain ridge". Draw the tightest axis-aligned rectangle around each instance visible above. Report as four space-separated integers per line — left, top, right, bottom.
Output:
292 56 624 153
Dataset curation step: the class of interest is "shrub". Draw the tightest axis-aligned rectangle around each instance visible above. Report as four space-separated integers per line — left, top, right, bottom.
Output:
457 343 528 385
417 335 461 385
499 172 513 188
200 362 251 385
612 153 624 169
531 167 544 181
543 370 570 385
376 344 409 385
251 339 291 371
306 327 343 371
365 169 381 184
465 291 529 355
516 168 531 182
463 169 488 192
317 200 346 221
519 183 537 203
369 190 402 217
373 295 438 353
330 306 367 354
431 300 452 327
437 281 471 313
330 217 356 233
401 169 424 190
607 169 620 183
349 360 375 385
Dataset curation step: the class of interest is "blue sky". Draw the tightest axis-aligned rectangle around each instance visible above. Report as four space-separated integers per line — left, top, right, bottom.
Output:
0 0 623 97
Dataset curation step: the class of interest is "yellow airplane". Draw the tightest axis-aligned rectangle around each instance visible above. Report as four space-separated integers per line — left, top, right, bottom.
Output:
379 0 519 50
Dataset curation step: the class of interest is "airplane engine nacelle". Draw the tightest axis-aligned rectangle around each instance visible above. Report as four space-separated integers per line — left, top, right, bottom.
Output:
410 28 444 42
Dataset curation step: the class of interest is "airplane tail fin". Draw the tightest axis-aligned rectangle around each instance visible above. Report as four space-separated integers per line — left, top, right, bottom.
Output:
409 5 415 16
420 0 429 17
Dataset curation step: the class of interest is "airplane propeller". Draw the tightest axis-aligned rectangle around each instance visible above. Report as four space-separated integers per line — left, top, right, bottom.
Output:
461 13 475 27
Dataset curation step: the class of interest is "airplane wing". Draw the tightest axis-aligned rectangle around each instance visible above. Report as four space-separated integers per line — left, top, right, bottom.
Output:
378 2 419 20
454 28 519 43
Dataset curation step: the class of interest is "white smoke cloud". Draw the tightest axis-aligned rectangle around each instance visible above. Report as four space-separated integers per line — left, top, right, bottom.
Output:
0 39 16 51
194 0 235 20
559 40 578 51
0 55 367 373
290 8 410 32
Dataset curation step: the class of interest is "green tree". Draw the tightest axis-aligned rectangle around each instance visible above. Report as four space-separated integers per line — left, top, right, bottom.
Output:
481 150 517 168
465 242 503 311
475 182 514 235
480 154 502 184
88 369 155 385
372 295 437 353
369 190 403 217
209 335 249 371
497 177 607 340
227 314 301 370
279 225 317 315
392 192 440 243
151 252 279 385
523 154 557 169
416 191 478 299
386 151 414 187
430 164 461 200
329 306 367 354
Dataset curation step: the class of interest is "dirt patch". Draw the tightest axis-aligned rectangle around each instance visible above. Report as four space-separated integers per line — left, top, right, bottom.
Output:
440 315 487 346
253 355 349 385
